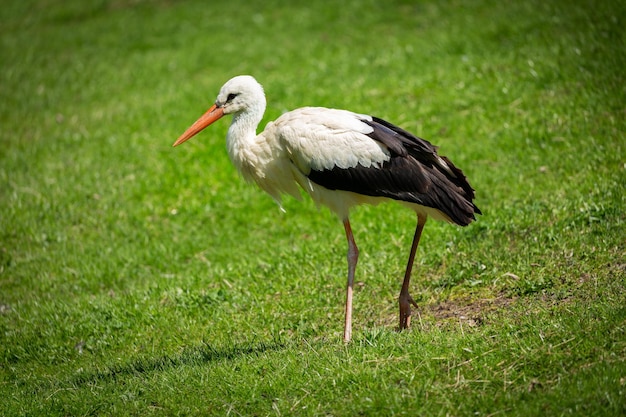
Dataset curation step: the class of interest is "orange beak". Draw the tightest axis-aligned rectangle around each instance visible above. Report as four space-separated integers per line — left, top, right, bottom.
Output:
172 104 225 147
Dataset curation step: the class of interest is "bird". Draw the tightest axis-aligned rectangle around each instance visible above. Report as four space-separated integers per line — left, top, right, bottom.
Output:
173 75 481 343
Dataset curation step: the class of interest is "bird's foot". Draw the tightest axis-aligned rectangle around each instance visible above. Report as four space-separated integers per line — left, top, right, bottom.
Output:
398 292 419 330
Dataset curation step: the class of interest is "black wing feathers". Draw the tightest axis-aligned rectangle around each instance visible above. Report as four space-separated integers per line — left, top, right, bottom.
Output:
367 116 438 158
306 116 481 226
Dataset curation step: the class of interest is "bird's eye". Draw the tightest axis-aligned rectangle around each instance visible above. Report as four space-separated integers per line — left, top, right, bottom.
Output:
227 93 238 102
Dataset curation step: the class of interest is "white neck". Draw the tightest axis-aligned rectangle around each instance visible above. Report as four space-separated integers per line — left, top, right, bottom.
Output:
226 101 265 170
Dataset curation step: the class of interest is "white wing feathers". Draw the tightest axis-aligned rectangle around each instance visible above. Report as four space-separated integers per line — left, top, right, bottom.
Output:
271 107 391 174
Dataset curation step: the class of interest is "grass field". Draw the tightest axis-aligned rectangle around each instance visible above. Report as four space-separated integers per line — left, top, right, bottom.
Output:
1 0 625 415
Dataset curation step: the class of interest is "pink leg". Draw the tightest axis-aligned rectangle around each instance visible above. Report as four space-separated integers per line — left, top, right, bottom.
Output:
399 214 426 330
343 219 359 343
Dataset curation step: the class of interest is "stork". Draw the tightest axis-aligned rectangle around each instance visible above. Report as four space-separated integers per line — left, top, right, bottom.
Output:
173 75 480 343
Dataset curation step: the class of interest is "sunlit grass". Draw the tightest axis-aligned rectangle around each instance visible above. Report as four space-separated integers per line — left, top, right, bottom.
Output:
1 0 624 415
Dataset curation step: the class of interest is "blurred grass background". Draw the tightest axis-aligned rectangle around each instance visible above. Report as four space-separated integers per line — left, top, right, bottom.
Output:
1 0 624 415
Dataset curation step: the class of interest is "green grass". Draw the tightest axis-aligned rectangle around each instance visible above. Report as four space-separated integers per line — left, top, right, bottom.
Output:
1 0 625 415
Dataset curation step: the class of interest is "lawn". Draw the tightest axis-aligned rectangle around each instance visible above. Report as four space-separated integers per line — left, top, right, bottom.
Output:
1 0 624 415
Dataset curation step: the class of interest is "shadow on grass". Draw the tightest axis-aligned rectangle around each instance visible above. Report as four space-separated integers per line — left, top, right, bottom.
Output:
69 340 286 386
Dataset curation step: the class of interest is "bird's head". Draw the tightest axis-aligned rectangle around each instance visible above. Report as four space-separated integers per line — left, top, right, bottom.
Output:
172 75 266 147
216 75 266 115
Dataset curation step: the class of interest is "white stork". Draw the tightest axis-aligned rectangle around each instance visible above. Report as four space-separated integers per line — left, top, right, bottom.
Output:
173 75 480 343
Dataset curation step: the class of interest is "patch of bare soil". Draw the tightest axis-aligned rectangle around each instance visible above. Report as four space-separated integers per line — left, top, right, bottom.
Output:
428 293 518 327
